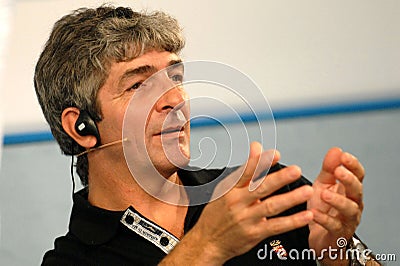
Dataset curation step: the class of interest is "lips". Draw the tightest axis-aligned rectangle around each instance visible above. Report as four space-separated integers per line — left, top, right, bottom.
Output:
154 125 185 137
161 126 183 135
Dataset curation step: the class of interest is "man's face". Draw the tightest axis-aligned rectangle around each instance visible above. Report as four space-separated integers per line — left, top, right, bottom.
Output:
96 50 190 177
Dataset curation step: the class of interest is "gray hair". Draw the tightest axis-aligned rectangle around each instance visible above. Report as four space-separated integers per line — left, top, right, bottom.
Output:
34 5 185 186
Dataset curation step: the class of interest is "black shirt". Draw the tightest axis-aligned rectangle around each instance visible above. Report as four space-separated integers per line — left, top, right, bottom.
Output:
42 165 316 265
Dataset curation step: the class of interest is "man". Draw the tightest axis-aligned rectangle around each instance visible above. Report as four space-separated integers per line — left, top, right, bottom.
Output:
34 5 378 265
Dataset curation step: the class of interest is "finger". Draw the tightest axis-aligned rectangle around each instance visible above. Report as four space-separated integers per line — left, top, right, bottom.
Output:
321 189 362 218
249 165 302 202
248 149 281 191
259 210 314 239
317 147 343 184
311 208 344 233
235 142 263 188
250 185 314 218
236 143 280 188
334 166 363 204
341 152 365 182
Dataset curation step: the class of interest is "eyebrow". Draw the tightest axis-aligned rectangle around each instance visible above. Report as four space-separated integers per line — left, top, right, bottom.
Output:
118 59 183 87
168 59 183 67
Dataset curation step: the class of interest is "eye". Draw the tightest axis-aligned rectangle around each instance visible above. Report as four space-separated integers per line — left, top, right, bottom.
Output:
170 74 184 84
127 82 142 91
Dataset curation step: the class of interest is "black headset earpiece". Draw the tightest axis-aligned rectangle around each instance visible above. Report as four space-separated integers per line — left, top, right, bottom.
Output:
74 110 101 147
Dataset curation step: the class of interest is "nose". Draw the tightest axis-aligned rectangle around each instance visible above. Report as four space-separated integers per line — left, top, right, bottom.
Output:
155 85 187 113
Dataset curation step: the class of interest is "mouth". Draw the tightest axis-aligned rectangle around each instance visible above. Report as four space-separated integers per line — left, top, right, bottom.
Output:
161 126 182 134
155 125 185 137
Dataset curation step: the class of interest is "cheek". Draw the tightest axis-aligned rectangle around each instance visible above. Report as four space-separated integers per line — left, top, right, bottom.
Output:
181 90 190 117
98 107 127 139
144 111 154 132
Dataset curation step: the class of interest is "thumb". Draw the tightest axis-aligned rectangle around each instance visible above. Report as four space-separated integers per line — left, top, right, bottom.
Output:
317 147 343 184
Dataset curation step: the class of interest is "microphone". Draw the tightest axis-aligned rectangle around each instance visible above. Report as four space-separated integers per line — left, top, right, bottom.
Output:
76 138 128 157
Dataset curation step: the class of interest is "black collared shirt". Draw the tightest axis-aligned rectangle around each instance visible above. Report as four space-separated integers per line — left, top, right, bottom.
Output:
42 165 316 265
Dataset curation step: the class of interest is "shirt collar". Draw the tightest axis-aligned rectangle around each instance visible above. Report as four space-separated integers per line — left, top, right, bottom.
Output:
69 188 124 245
69 168 225 245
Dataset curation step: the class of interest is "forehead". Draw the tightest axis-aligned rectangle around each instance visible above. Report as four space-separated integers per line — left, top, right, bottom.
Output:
107 50 181 84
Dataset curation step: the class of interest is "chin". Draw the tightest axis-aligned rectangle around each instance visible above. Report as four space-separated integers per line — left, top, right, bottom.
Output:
155 161 186 178
146 135 190 173
148 148 189 175
167 150 190 169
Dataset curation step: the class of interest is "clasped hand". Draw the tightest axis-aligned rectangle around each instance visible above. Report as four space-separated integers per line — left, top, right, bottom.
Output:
193 142 364 264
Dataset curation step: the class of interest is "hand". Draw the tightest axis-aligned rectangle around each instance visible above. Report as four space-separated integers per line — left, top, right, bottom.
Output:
161 142 314 265
308 147 365 265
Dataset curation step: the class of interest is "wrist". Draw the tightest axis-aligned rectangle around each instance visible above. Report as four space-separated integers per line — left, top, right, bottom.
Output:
186 225 229 265
318 236 379 266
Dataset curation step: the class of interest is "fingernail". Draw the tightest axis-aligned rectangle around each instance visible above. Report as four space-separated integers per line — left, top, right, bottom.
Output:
343 152 355 164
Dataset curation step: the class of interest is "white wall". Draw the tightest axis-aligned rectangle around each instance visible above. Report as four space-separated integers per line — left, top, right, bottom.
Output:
0 0 13 165
2 0 400 133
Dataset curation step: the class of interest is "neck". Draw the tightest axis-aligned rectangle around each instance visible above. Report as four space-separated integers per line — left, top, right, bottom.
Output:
88 162 186 209
86 153 188 238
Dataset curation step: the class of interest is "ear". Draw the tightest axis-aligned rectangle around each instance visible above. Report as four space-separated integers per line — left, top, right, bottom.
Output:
61 107 98 149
